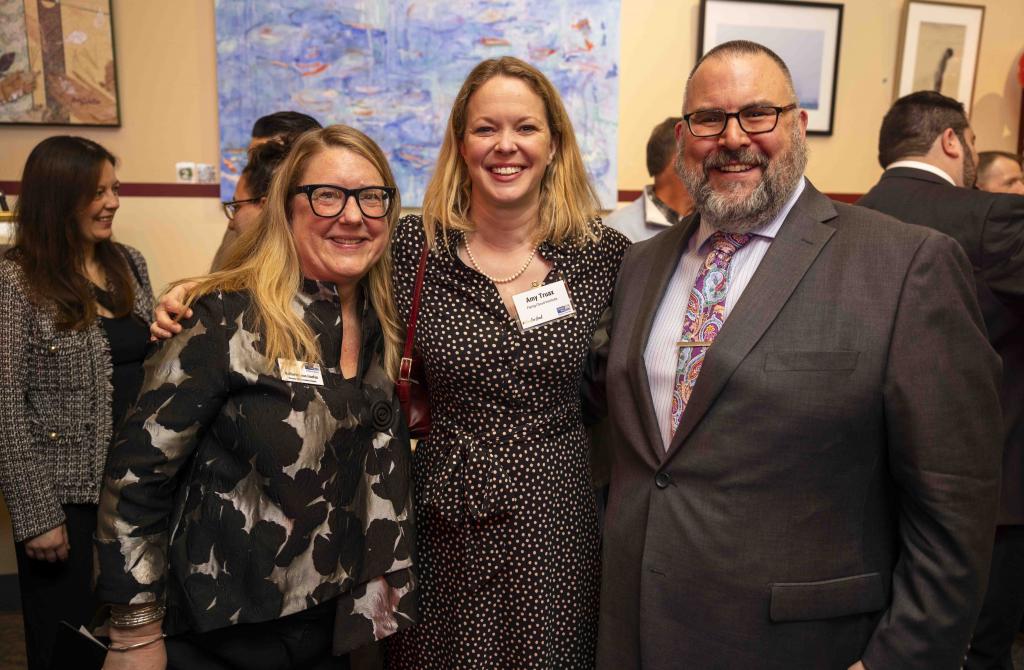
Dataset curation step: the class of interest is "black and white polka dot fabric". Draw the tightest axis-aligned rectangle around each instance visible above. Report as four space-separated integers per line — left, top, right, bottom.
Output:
385 215 629 668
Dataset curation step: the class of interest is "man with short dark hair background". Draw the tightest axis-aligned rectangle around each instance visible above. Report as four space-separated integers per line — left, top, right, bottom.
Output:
605 117 694 241
859 91 1024 670
976 150 1024 195
593 41 1003 670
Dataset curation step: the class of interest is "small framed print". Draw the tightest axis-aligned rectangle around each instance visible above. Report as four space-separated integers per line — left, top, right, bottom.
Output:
894 1 985 115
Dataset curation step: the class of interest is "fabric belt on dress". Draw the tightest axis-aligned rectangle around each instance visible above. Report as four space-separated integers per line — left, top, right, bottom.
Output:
420 404 582 591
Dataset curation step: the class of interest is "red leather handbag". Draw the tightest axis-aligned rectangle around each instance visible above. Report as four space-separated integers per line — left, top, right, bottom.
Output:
397 245 431 439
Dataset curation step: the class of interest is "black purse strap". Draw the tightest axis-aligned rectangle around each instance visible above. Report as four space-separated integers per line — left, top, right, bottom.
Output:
399 244 429 382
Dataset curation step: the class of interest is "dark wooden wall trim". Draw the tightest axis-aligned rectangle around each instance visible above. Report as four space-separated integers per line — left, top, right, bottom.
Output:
617 189 861 204
0 181 219 198
1 181 862 204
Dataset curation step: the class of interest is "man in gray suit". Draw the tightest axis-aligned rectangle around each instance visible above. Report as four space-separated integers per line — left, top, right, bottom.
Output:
593 40 1003 669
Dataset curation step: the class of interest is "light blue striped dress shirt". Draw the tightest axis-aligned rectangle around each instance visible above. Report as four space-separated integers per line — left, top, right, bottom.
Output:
643 178 807 451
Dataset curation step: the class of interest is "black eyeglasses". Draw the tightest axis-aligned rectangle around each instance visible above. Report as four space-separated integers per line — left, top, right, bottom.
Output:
294 184 396 219
221 197 262 221
683 104 798 138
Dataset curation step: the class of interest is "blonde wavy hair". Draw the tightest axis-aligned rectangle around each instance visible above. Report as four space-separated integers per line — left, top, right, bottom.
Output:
422 56 601 249
183 125 402 378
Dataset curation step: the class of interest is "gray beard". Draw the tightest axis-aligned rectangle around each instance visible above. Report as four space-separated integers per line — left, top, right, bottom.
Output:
677 123 808 234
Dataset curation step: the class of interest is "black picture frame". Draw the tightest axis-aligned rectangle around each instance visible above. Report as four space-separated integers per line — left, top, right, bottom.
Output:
0 0 121 127
698 0 844 136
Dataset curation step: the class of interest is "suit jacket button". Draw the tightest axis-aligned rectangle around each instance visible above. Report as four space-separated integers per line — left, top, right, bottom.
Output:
655 472 672 489
48 431 59 441
48 344 58 355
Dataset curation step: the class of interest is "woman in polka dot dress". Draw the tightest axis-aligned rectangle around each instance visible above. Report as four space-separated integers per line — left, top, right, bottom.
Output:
384 57 629 669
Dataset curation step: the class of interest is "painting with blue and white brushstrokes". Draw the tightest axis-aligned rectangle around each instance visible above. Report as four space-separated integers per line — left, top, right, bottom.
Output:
215 0 621 207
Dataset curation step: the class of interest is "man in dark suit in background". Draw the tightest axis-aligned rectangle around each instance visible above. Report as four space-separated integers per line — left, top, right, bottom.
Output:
594 41 1004 669
859 91 1024 670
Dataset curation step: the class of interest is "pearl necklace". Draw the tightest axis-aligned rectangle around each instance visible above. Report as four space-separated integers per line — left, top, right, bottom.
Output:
463 235 538 284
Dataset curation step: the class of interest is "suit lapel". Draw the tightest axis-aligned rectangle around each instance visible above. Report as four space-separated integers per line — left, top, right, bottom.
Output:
627 216 699 460
664 184 838 460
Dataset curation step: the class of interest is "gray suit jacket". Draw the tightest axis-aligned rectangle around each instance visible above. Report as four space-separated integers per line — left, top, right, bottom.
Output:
594 182 1003 669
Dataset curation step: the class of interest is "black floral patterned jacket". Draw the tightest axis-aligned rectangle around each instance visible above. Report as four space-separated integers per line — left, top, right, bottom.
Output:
93 280 416 652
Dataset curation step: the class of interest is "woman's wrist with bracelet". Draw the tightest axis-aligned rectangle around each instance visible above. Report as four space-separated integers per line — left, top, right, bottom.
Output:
108 619 163 641
107 633 166 653
109 602 165 628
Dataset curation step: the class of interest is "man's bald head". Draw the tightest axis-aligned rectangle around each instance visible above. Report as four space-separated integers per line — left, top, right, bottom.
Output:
684 40 798 110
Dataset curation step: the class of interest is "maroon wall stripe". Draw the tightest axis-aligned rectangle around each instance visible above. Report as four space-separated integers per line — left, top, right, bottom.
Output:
0 181 220 198
616 190 863 205
0 181 862 204
827 193 862 204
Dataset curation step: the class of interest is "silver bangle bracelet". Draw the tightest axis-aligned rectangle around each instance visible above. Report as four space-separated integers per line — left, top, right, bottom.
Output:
107 633 166 653
109 604 166 628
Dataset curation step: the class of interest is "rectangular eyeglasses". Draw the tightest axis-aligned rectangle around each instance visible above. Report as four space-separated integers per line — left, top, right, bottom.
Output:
294 184 396 219
221 197 261 221
683 104 797 138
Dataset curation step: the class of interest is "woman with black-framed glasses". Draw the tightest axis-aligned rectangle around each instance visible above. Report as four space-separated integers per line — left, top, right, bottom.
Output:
95 125 415 670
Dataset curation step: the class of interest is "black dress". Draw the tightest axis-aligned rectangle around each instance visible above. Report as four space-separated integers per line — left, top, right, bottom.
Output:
386 216 629 669
98 306 151 429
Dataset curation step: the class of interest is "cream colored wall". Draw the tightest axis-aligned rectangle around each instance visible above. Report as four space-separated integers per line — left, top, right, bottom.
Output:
1 1 225 291
617 0 1024 194
1 2 220 182
0 1 1022 575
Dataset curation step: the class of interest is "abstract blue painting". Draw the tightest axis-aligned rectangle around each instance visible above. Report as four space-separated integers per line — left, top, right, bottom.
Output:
215 0 621 207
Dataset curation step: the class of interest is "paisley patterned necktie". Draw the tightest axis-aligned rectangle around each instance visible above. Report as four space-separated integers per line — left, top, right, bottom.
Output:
670 231 752 435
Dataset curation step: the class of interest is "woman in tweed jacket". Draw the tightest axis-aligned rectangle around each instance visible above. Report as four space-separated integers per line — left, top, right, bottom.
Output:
0 136 154 670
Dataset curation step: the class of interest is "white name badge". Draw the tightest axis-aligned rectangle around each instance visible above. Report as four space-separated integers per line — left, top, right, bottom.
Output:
511 280 576 331
277 359 325 386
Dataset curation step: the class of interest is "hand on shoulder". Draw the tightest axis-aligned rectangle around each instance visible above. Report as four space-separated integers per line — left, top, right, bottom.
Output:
150 283 196 341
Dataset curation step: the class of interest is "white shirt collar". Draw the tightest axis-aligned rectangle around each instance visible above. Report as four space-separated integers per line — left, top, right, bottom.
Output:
885 160 956 186
642 186 673 228
694 176 806 248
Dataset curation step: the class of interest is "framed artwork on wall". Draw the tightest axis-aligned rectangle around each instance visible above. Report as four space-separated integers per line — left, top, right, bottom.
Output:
0 0 121 126
894 1 984 116
698 0 844 136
